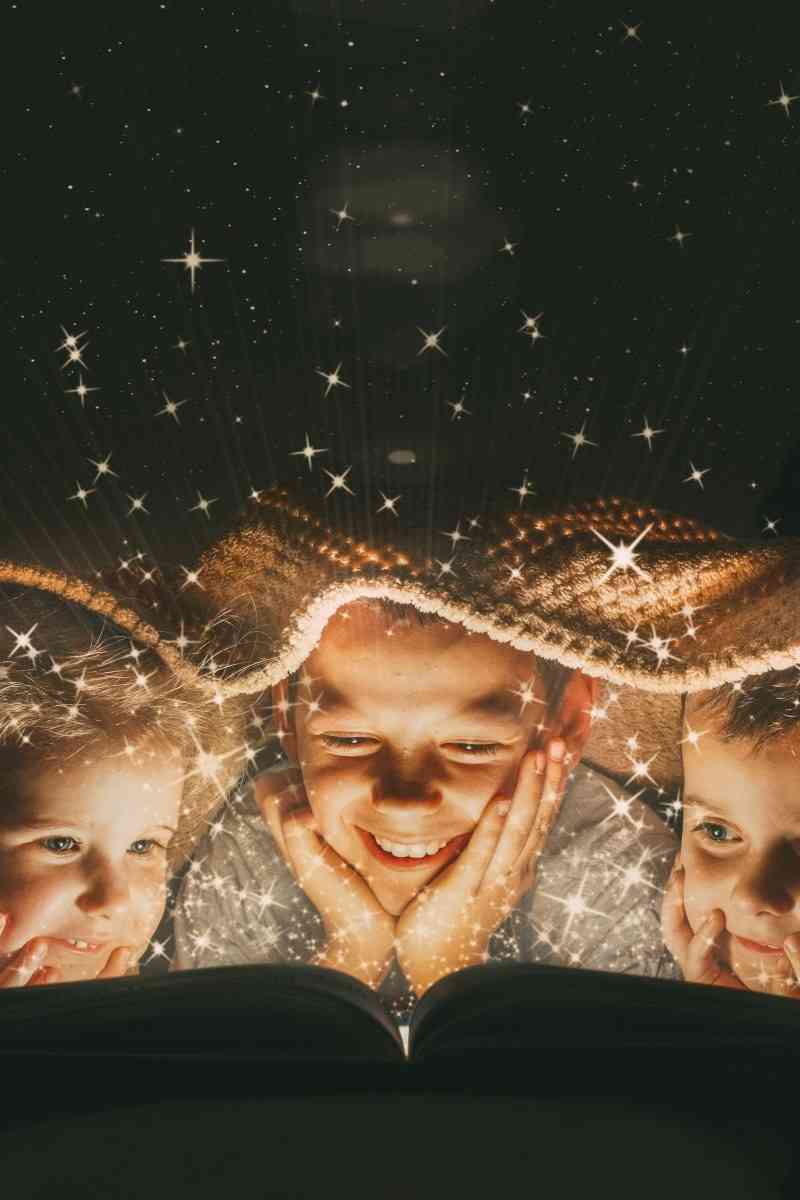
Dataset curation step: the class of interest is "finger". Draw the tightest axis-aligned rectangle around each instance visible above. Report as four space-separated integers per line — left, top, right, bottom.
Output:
684 910 730 984
281 808 327 880
784 933 800 992
659 866 694 966
96 946 132 979
485 751 544 880
447 795 512 896
0 939 47 989
29 965 61 987
514 741 567 873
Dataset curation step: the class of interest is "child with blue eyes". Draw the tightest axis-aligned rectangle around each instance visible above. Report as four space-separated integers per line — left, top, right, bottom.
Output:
0 578 245 988
662 668 800 999
174 597 678 1024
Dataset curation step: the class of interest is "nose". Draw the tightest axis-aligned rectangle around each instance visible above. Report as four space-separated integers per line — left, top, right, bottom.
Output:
730 848 799 919
369 755 444 815
77 859 132 920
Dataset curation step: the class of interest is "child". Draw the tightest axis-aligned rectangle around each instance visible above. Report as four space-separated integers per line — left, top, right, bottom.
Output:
173 596 678 1023
662 666 800 998
0 578 246 988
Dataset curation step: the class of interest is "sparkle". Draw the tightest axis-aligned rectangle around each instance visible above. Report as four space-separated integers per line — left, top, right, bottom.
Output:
509 678 544 713
539 869 608 942
447 396 471 420
56 326 87 354
562 420 597 459
307 84 325 105
330 202 355 229
669 225 692 248
763 517 780 535
65 374 99 407
505 563 525 584
88 452 117 484
68 481 95 508
619 20 642 42
434 558 457 578
157 392 188 424
173 337 191 353
417 326 447 356
376 492 401 516
598 783 648 829
189 491 219 519
323 466 355 497
509 472 535 506
179 566 204 590
625 750 659 787
5 624 40 660
684 461 710 489
126 492 149 516
441 522 470 548
680 721 710 752
162 229 225 294
290 432 329 471
500 238 517 256
61 342 89 370
591 522 653 583
768 81 799 117
611 849 664 902
631 417 664 449
517 100 532 117
642 624 681 669
316 362 350 397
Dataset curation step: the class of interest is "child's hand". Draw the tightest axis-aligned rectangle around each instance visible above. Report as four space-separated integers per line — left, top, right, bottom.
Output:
274 804 396 991
395 741 567 998
0 914 132 987
661 866 747 991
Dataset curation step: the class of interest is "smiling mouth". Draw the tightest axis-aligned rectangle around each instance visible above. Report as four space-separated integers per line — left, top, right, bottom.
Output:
356 827 471 870
49 937 108 955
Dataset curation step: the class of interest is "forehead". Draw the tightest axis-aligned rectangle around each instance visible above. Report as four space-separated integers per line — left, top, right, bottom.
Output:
303 604 542 715
4 736 182 826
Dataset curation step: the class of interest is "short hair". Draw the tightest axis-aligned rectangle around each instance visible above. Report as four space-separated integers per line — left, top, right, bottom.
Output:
687 665 800 752
0 584 247 870
288 595 573 715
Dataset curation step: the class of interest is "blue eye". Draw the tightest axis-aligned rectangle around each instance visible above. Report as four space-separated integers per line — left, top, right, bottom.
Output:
39 836 79 855
695 821 739 845
128 839 165 856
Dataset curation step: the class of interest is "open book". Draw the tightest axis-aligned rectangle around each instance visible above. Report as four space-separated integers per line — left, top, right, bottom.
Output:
1 962 799 1082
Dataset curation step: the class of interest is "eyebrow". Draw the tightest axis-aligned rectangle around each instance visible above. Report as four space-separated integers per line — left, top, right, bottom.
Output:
682 793 729 816
0 819 179 834
309 682 522 723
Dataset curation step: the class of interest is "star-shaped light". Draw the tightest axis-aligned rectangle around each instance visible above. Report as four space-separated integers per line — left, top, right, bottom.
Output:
684 461 710 489
316 363 350 397
642 624 680 669
417 326 447 356
190 491 219 519
88 453 117 484
157 391 188 424
441 522 471 548
680 721 710 753
625 751 659 788
509 677 544 713
505 563 525 584
447 396 471 420
434 558 457 578
598 783 647 829
162 229 225 294
562 420 597 459
6 624 39 660
330 202 354 230
323 466 355 497
669 225 691 248
631 417 664 449
768 81 799 118
126 492 149 516
517 99 532 118
509 472 535 506
376 492 401 516
591 522 653 584
173 337 191 352
307 84 325 105
65 375 100 408
500 239 517 256
179 566 205 590
56 326 87 354
290 432 329 471
763 517 780 535
61 342 89 370
620 20 642 41
539 869 608 942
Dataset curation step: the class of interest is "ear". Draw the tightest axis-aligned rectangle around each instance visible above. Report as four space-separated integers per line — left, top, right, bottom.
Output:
548 670 600 767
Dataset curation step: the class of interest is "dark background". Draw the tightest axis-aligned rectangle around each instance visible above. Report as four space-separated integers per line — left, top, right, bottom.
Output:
3 1 800 573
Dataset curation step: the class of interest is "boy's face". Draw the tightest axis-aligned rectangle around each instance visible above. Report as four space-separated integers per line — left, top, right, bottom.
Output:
279 606 592 915
0 734 181 982
680 696 800 994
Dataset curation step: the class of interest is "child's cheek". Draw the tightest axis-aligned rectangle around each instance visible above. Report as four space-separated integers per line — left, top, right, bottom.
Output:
682 852 727 934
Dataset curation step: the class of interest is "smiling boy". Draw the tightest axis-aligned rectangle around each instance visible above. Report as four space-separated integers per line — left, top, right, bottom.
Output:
173 598 678 1022
662 667 800 998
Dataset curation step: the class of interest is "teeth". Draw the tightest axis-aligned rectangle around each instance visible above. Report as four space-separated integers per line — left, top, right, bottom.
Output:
374 836 449 858
68 939 91 949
